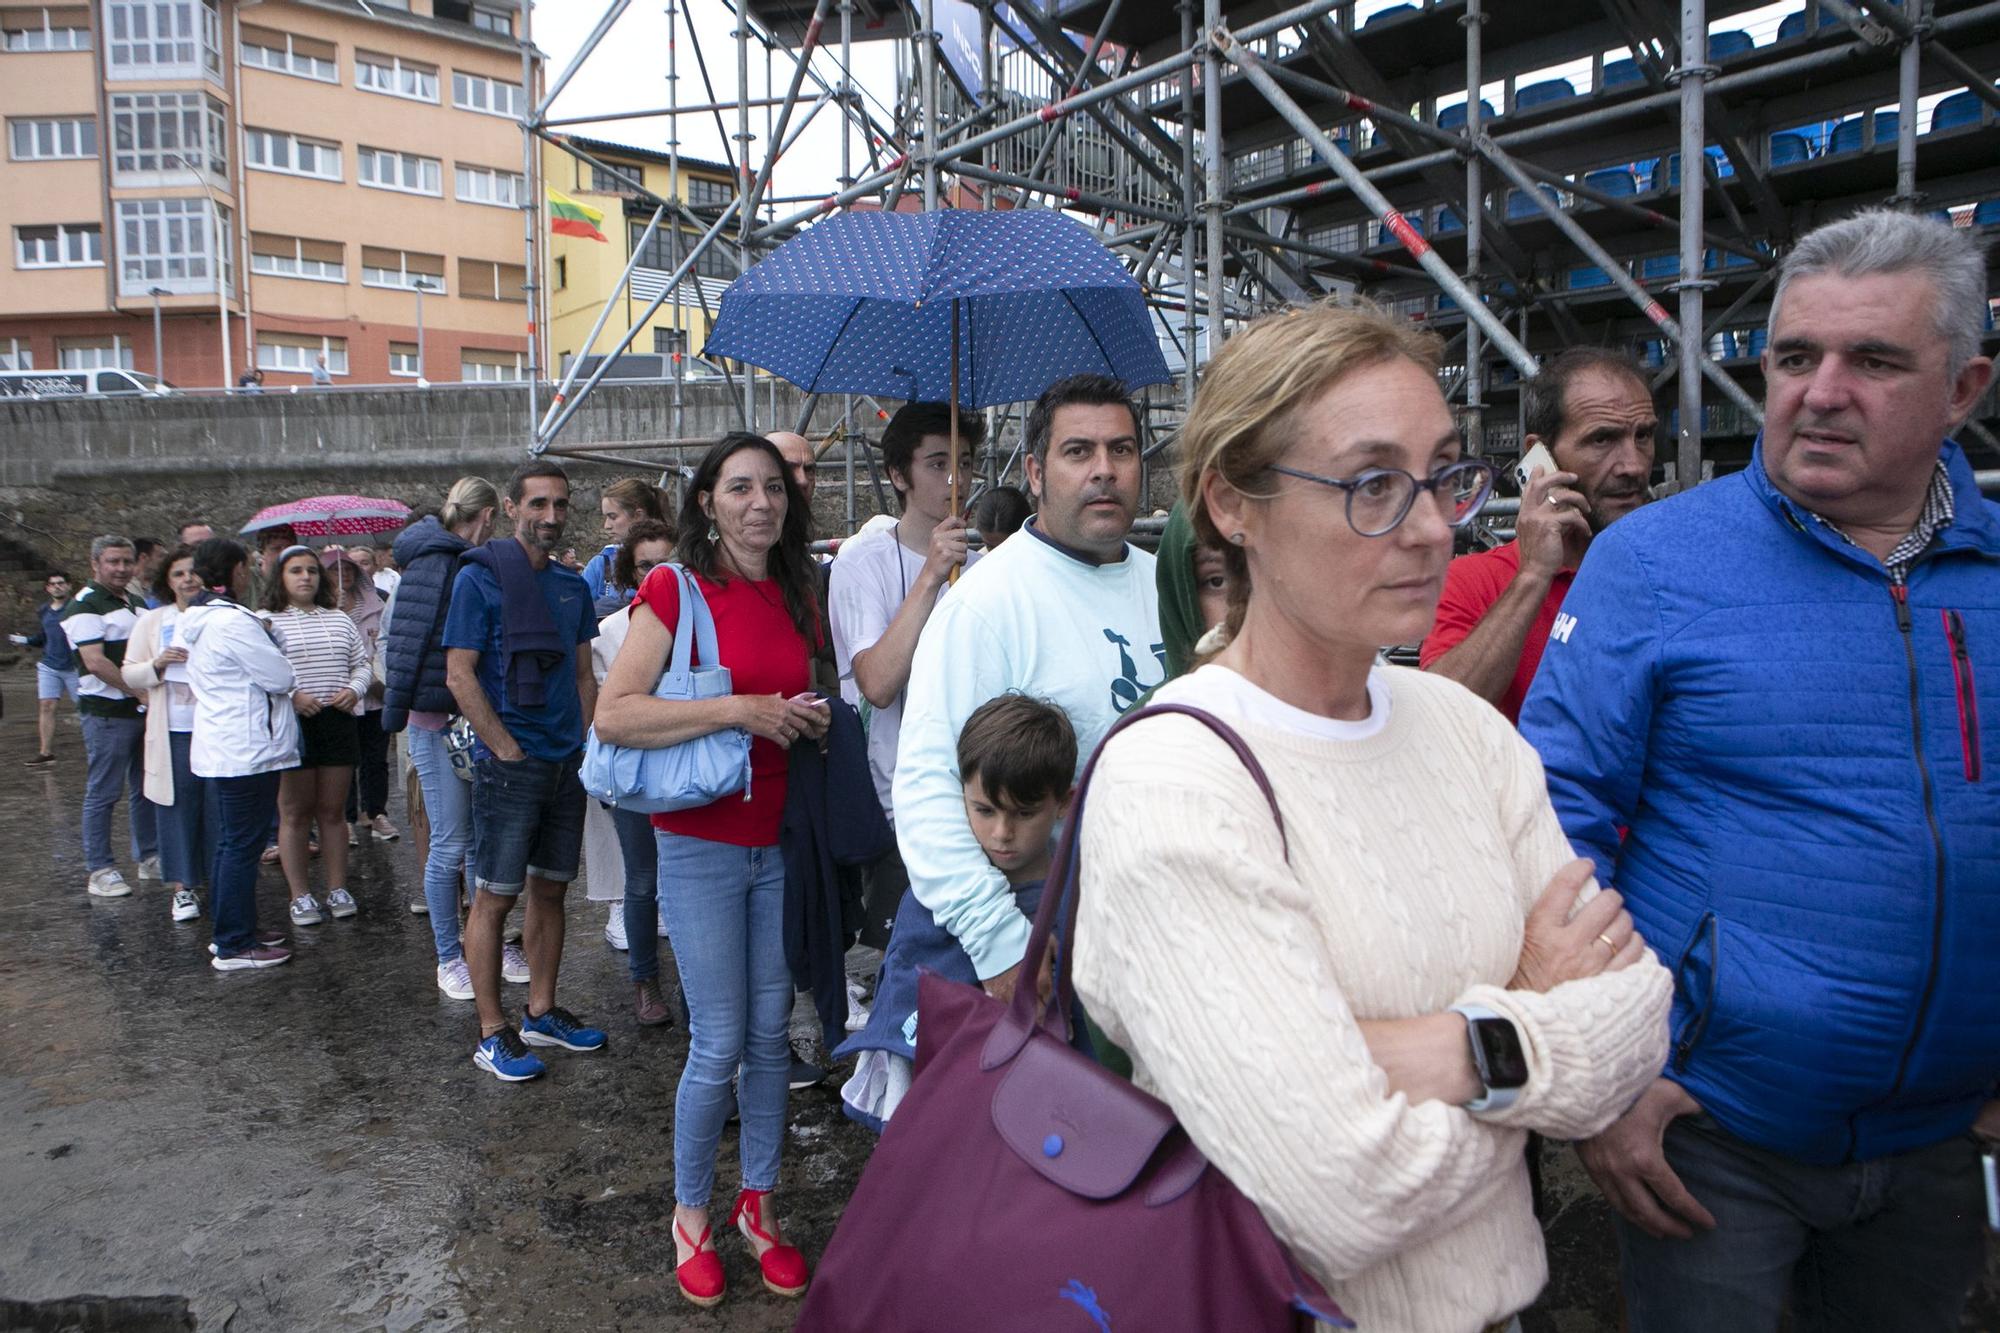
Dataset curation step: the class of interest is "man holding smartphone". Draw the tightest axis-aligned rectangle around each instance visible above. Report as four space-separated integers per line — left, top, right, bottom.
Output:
1421 348 1656 722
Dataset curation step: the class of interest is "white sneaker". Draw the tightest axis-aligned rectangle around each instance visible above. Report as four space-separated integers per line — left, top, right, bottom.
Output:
347 824 361 847
502 941 530 984
408 897 430 915
136 855 163 882
656 909 669 938
170 888 200 922
845 976 872 1032
603 906 628 951
290 893 324 926
437 959 474 1000
87 867 132 899
325 887 358 918
371 813 400 841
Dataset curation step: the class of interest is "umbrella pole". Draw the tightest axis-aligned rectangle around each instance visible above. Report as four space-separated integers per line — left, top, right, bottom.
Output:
949 297 962 585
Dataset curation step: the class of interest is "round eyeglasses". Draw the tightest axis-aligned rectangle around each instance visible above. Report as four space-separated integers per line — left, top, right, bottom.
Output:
1264 458 1498 538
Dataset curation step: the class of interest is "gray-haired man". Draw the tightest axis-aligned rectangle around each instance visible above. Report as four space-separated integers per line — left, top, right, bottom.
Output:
63 535 160 897
1524 210 1999 1332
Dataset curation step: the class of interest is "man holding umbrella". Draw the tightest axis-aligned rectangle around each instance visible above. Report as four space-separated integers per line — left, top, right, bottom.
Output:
891 373 1162 1003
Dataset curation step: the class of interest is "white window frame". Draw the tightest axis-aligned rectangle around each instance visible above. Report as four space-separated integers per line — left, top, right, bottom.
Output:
3 8 92 50
388 342 420 378
240 29 335 82
115 196 228 296
454 163 523 208
16 222 103 268
59 335 133 370
0 338 32 370
451 70 523 119
256 332 346 376
355 51 438 103
8 117 97 161
361 251 444 293
245 127 341 181
461 349 525 382
249 235 343 283
105 0 221 82
358 146 442 197
108 90 227 185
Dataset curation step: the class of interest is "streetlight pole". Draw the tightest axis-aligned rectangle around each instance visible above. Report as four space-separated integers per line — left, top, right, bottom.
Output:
174 153 231 388
148 287 168 382
412 277 433 384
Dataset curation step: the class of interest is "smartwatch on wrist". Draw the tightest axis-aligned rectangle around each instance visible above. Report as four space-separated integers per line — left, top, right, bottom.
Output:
1448 1003 1528 1112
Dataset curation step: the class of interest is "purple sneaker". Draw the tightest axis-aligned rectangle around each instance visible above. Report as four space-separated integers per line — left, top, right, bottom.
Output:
211 943 292 972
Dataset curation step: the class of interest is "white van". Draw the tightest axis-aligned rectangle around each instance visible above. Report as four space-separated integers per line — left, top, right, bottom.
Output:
0 368 172 398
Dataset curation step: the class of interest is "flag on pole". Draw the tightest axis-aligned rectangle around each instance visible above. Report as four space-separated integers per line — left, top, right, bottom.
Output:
548 188 608 242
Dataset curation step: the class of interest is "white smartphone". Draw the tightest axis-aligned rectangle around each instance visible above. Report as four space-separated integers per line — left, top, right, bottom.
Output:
1514 442 1556 491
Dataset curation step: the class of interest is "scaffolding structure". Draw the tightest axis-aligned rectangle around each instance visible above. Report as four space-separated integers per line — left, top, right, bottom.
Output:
518 0 2000 524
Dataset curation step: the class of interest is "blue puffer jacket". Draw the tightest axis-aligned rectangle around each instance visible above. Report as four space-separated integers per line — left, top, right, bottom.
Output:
1521 438 2000 1166
381 515 470 732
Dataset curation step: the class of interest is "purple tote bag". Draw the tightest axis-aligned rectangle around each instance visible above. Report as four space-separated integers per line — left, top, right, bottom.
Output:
797 704 1351 1333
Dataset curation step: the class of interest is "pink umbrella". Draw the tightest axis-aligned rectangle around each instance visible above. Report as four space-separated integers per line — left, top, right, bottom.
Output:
240 494 411 540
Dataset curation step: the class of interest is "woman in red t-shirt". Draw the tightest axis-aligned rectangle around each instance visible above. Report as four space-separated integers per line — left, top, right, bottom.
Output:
596 432 829 1310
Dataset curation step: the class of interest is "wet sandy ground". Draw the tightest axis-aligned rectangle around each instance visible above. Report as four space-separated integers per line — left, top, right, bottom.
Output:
0 683 1992 1331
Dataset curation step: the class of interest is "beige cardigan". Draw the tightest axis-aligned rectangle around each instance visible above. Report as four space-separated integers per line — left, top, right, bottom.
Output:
120 605 182 806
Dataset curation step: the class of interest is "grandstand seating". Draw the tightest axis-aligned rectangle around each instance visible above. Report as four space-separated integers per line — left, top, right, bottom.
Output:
1504 184 1561 220
1708 30 1754 60
1769 132 1812 167
1602 58 1643 88
1569 266 1611 290
1515 79 1576 111
1931 91 1983 133
1438 99 1494 130
1582 167 1640 198
1777 12 1807 41
1363 4 1418 27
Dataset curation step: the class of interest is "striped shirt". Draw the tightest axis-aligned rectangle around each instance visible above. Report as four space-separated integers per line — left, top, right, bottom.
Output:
1813 460 1955 587
266 607 371 713
59 581 145 718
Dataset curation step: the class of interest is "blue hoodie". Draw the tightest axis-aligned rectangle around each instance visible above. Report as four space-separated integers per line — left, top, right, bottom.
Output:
1521 438 2000 1165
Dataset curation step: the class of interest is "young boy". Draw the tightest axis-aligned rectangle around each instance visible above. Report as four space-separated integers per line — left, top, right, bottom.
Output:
836 693 1077 1131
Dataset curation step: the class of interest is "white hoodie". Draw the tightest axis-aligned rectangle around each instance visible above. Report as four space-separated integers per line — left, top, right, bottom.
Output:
180 596 301 778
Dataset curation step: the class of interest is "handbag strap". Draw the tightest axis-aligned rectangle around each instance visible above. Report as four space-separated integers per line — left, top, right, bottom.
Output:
663 563 724 678
1006 702 1290 1040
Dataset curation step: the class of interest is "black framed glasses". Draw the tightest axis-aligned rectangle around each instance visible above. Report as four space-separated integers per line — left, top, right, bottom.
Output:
1265 458 1498 538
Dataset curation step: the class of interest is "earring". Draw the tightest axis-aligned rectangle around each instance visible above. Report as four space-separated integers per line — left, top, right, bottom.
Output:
706 521 719 542
1228 531 1246 545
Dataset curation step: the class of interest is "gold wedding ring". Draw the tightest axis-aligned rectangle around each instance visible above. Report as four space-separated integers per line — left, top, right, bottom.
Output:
1596 932 1618 952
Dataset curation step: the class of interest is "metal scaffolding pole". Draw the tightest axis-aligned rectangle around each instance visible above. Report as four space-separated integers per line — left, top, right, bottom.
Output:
1675 0 1710 488
921 0 940 211
737 10 756 426
1463 0 1485 455
1179 0 1198 408
1201 0 1225 356
668 0 684 444
1894 0 1924 205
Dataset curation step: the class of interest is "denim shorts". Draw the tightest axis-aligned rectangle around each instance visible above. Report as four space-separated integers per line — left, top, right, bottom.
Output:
470 750 586 895
36 662 79 701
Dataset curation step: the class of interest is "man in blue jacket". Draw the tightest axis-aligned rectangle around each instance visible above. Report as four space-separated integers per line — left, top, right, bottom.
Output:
1522 209 1997 1331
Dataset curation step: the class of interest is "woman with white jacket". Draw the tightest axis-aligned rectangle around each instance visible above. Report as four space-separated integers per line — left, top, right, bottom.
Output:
180 538 300 971
122 545 207 924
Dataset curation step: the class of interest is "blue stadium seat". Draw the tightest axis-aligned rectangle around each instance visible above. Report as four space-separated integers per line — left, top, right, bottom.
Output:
1438 99 1494 130
1747 327 1768 357
1769 132 1811 167
1583 167 1640 198
1974 199 2000 226
1515 79 1576 111
1777 12 1807 41
1504 184 1561 220
1639 254 1679 282
1708 30 1754 60
1363 3 1418 27
1874 109 1900 143
1602 58 1643 88
1435 206 1465 234
1930 92 1981 133
1569 266 1611 290
1828 117 1863 154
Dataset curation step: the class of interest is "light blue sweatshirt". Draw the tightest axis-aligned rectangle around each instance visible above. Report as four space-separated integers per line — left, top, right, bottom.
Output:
892 520 1162 980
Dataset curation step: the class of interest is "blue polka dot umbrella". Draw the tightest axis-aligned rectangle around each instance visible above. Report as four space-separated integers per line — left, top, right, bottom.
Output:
703 209 1171 410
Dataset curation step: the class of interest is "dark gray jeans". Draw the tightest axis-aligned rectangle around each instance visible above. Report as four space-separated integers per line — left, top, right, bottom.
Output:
1617 1112 1987 1333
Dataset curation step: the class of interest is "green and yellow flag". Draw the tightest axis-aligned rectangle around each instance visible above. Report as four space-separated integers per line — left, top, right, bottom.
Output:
548 188 607 242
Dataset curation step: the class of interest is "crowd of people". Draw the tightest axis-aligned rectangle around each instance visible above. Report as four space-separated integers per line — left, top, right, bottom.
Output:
22 207 1999 1332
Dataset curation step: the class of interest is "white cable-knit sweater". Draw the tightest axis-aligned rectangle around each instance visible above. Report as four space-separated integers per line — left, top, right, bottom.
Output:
1074 664 1671 1333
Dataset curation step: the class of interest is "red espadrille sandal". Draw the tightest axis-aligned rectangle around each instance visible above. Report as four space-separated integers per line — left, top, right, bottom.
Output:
674 1218 725 1308
730 1187 809 1297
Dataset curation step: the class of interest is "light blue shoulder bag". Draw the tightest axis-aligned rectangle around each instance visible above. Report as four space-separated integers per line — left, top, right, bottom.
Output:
579 563 752 812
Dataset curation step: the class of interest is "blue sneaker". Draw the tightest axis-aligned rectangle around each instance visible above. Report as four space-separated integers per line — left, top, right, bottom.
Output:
473 1028 546 1082
520 1005 608 1053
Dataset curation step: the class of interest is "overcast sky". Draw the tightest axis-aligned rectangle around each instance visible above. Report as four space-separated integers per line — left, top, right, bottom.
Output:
533 1 904 206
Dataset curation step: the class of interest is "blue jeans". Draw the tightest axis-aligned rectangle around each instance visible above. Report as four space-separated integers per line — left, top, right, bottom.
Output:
158 730 214 888
408 726 473 963
209 772 278 955
81 714 157 872
656 832 790 1208
1617 1112 1987 1333
615 807 663 983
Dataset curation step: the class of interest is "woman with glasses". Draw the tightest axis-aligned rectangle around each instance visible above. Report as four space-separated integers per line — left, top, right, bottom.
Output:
1072 301 1671 1333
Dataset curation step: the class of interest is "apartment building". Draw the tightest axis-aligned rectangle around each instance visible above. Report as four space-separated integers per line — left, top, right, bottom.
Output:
542 135 738 376
0 0 539 389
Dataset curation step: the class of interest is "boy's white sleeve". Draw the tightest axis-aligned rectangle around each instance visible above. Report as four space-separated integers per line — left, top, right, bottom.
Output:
891 596 1025 980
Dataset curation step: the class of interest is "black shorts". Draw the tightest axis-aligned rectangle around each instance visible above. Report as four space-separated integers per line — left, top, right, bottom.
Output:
295 708 360 769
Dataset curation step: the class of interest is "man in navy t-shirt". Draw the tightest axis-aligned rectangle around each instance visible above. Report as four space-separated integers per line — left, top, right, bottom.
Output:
445 461 605 1082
